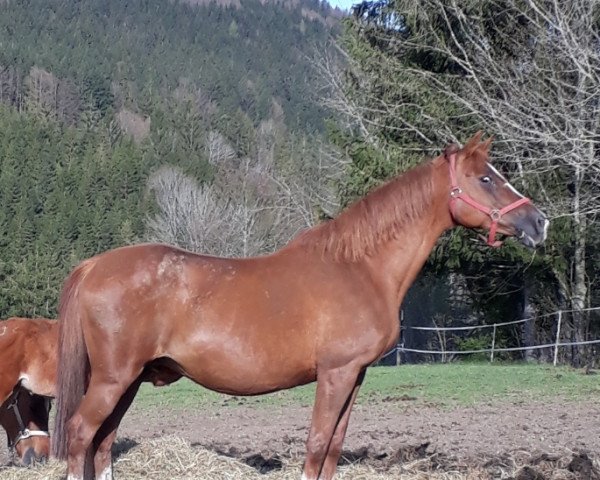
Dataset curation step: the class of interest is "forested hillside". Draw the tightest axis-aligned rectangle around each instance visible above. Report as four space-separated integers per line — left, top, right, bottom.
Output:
0 0 339 130
0 106 146 315
0 0 343 318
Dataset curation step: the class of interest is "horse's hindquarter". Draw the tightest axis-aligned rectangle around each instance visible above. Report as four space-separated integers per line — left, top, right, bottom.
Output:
0 320 24 402
80 244 396 395
22 320 58 397
0 318 57 400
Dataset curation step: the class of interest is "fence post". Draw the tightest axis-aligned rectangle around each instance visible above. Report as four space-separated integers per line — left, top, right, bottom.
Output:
553 310 563 367
397 310 404 366
490 324 496 363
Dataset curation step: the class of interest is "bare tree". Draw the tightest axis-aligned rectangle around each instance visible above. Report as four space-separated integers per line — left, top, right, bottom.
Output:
24 66 82 124
331 0 600 363
206 130 237 166
25 67 59 120
146 166 241 255
146 129 345 257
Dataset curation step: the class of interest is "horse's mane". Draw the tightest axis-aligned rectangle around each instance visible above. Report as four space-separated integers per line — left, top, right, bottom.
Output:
292 159 436 262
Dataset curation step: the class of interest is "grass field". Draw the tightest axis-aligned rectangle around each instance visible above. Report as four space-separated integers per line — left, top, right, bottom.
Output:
132 362 600 411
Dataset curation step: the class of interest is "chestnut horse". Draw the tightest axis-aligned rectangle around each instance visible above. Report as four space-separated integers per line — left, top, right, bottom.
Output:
0 317 56 465
53 133 548 480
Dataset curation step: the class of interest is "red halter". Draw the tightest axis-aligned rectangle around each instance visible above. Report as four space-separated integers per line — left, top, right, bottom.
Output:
448 153 531 247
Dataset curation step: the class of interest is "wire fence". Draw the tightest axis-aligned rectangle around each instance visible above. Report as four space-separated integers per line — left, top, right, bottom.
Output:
380 306 600 365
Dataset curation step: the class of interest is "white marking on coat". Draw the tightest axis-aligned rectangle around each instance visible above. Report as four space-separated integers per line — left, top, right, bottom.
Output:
487 163 524 198
97 465 113 480
19 374 32 390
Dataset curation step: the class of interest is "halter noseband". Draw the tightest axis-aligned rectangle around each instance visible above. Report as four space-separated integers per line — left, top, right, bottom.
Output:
448 153 531 247
6 389 50 453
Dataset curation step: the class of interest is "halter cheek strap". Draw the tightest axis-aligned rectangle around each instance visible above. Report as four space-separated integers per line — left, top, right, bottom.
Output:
448 153 531 247
7 390 50 452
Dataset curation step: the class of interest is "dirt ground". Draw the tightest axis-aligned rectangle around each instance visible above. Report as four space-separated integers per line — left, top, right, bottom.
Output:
2 398 599 477
122 398 600 474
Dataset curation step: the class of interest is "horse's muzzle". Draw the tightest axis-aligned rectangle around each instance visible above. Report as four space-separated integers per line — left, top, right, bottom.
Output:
19 447 47 466
514 209 549 248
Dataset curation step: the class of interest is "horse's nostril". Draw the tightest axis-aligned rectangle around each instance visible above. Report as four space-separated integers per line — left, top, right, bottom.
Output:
22 447 35 466
20 448 48 466
535 215 548 235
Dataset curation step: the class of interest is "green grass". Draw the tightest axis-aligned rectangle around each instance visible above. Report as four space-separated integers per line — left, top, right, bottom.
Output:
358 362 600 406
131 362 600 412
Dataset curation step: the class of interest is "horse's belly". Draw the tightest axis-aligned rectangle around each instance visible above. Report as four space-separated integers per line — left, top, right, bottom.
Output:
198 369 316 396
163 303 318 395
169 346 316 396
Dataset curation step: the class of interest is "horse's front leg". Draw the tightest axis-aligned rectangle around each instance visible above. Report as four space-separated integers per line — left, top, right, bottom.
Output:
317 369 365 480
302 364 364 480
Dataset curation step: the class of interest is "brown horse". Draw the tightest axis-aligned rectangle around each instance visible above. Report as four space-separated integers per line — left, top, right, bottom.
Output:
53 132 548 480
0 317 56 465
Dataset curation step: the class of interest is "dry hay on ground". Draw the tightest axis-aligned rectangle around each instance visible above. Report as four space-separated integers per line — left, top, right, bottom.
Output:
0 436 598 480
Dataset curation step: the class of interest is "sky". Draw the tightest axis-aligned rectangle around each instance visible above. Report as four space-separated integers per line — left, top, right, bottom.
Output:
327 0 355 12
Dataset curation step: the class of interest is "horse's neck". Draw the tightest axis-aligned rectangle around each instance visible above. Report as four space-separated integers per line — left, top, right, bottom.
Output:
362 164 453 307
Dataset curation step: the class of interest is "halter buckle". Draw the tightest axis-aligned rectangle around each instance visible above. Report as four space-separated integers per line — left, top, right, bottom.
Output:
450 187 462 198
490 210 501 221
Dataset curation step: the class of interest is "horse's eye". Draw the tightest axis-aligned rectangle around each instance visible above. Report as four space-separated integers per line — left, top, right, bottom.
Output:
480 176 492 184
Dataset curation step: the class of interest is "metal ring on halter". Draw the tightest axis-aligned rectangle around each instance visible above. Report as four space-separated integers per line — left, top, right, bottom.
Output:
490 210 501 221
450 187 462 197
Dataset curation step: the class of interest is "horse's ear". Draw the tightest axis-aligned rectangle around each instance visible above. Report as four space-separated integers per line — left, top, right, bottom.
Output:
443 143 459 161
481 135 494 152
463 131 485 154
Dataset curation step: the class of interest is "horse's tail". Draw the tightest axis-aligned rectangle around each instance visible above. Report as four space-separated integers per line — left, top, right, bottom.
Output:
52 258 96 460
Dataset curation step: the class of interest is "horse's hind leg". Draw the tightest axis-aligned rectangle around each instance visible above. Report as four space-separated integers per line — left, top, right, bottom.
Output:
66 368 142 480
92 377 143 480
318 369 365 480
302 364 363 480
